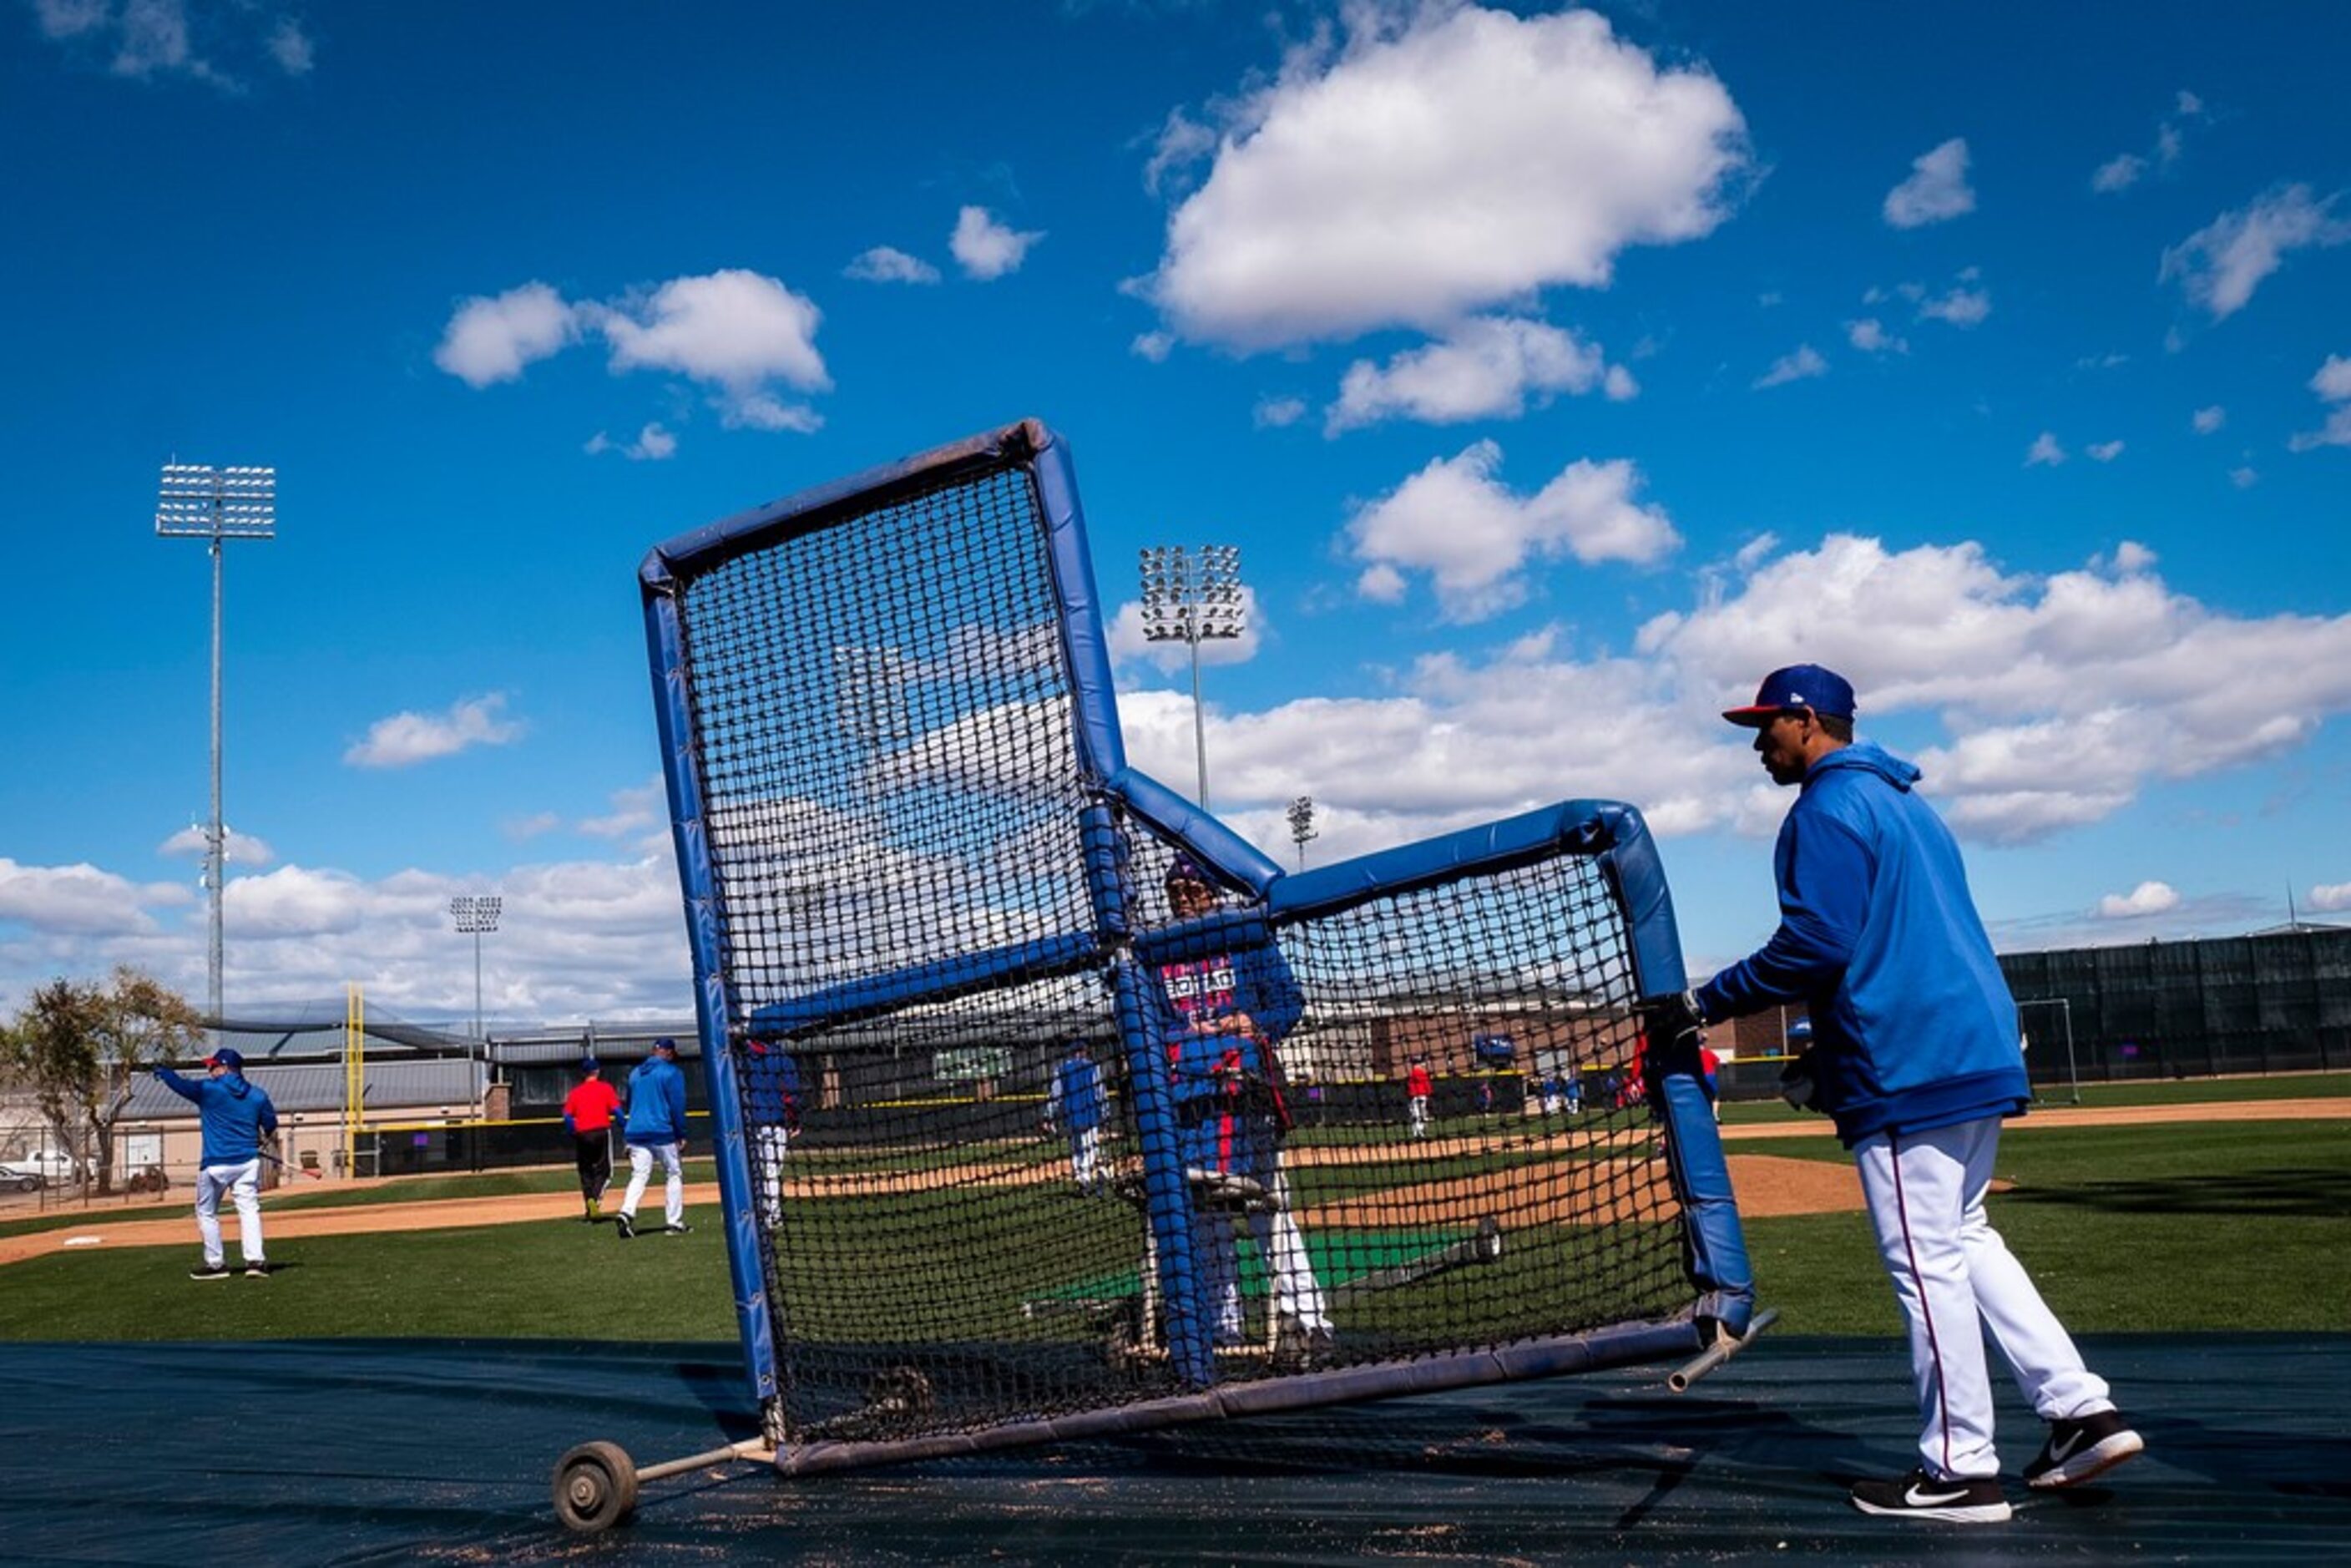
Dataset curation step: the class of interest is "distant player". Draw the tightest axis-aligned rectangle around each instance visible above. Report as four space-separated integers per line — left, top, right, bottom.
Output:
743 1039 801 1225
1154 855 1332 1357
561 1056 622 1222
154 1046 279 1280
1044 1039 1107 1195
615 1037 691 1240
1404 1055 1433 1139
1654 665 2142 1522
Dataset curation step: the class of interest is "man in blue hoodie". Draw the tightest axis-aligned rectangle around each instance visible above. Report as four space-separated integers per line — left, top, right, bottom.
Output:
154 1047 279 1280
614 1037 691 1240
1656 665 2141 1522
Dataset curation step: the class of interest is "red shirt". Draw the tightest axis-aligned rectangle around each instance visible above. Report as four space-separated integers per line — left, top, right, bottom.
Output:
1406 1064 1433 1098
563 1078 622 1133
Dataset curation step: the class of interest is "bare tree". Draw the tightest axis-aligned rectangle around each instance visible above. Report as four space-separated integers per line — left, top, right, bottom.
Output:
3 969 203 1194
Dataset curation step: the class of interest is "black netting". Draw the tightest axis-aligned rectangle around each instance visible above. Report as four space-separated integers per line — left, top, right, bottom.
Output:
661 450 1704 1453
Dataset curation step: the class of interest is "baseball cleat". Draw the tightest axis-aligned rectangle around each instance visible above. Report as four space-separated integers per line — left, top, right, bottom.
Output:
244 1261 270 1278
1848 1468 2012 1523
190 1263 232 1282
2024 1409 2145 1489
664 1222 692 1235
614 1214 636 1240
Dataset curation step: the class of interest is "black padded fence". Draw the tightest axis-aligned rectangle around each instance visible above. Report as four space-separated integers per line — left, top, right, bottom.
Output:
2000 928 2351 1083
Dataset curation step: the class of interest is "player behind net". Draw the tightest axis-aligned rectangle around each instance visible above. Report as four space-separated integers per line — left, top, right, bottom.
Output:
1150 855 1334 1361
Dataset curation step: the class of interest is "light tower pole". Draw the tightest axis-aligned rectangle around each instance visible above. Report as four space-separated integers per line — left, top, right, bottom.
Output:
1139 544 1244 808
156 463 276 1044
447 895 502 1076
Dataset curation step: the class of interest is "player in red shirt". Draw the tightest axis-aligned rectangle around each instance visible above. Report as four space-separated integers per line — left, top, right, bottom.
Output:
561 1057 624 1222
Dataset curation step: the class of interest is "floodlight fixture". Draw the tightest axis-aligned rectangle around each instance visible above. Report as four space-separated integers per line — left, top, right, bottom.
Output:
1138 544 1246 807
155 463 277 1046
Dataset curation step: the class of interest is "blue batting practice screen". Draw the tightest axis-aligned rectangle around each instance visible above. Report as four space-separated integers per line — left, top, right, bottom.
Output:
639 420 1753 1474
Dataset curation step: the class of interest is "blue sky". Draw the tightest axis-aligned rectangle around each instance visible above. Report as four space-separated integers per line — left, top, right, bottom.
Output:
3 0 2348 1027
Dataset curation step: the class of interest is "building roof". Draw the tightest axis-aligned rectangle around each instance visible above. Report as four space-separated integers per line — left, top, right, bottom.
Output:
124 1060 481 1119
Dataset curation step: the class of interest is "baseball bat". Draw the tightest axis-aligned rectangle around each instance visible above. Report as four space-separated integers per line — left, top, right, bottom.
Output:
257 1148 326 1181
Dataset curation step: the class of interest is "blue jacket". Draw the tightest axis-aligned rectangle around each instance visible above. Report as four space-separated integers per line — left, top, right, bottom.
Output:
1047 1051 1105 1133
624 1055 690 1146
1694 741 2029 1147
742 1044 800 1126
155 1067 280 1166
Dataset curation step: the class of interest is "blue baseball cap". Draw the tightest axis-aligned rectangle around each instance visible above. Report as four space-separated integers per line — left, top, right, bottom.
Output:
204 1046 244 1070
579 1056 601 1074
1165 853 1212 888
652 1036 678 1054
1722 664 1856 726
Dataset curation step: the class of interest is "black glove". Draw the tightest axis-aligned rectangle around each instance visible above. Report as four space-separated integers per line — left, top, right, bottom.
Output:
1637 989 1706 1045
1779 1050 1820 1111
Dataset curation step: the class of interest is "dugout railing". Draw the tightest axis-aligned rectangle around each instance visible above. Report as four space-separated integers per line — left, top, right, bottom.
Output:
638 419 1757 1473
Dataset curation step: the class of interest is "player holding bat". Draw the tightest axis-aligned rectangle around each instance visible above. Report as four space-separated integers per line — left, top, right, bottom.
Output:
1646 665 2141 1523
1154 855 1334 1362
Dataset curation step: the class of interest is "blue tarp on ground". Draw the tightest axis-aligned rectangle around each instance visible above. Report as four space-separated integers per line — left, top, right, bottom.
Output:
2 1335 2343 1564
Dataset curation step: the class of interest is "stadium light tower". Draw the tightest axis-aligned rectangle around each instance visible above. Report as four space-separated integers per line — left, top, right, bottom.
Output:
447 895 502 1059
1139 544 1244 808
155 463 276 1044
1287 794 1318 869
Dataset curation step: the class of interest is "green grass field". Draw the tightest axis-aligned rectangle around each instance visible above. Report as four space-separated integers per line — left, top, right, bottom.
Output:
3 1078 2343 1344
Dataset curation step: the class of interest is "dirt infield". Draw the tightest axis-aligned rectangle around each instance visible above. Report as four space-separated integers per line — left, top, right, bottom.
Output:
4 1096 2339 1271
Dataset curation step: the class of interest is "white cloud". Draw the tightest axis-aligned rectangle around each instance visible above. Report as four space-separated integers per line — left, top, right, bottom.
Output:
2096 880 2181 918
344 695 524 769
1326 316 1633 433
1917 281 1991 327
1640 532 2351 843
1753 344 1828 390
2161 185 2351 320
2091 154 2146 195
844 246 941 285
2289 354 2351 452
951 205 1044 280
1344 442 1679 621
1883 137 1974 228
1848 318 1908 354
2086 440 2125 463
1253 395 1307 429
2231 466 2259 489
2192 405 2226 434
2310 882 2351 913
1142 4 1748 351
438 270 831 432
158 826 276 867
1130 330 1174 363
432 282 579 388
266 18 312 75
504 812 562 842
2025 432 2066 467
585 422 677 461
0 858 179 937
594 269 828 397
35 1 317 92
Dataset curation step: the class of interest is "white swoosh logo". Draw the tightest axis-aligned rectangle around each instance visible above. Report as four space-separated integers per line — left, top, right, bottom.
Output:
2047 1429 2087 1463
1904 1484 1972 1506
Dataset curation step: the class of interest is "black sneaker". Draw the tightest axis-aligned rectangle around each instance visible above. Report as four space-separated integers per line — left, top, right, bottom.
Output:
190 1263 231 1282
1848 1468 2012 1524
664 1222 692 1235
244 1261 270 1278
615 1214 636 1240
2024 1409 2145 1490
